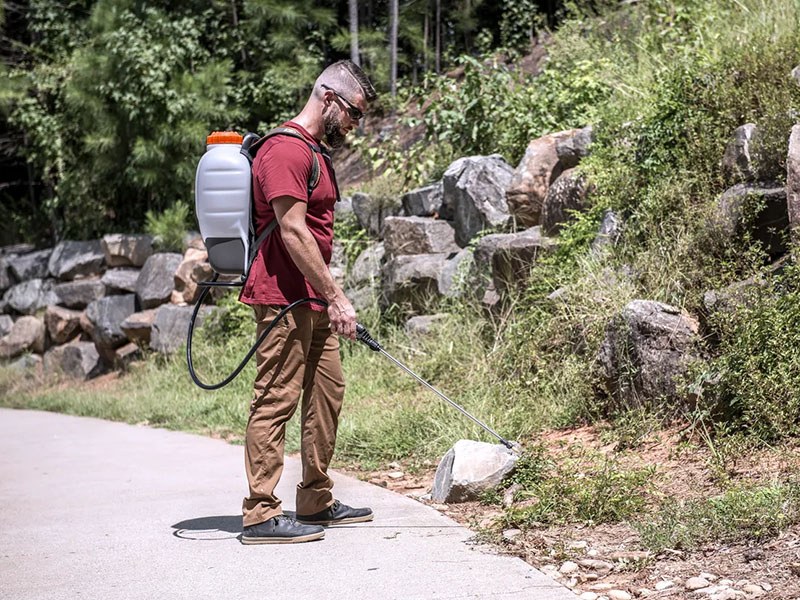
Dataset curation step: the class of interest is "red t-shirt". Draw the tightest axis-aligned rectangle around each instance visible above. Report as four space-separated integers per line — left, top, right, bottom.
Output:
239 122 338 308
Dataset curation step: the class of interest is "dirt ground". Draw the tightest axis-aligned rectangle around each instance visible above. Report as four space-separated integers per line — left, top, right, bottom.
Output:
347 426 800 599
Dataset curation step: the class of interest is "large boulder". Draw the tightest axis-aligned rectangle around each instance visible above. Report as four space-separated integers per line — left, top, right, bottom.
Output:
136 253 183 309
443 155 514 247
85 294 137 363
348 242 385 288
1 243 35 256
120 309 158 345
788 124 800 248
0 256 12 294
101 233 154 268
0 315 46 359
43 341 102 380
382 217 459 258
597 300 700 409
0 315 13 337
541 168 592 235
381 253 449 313
151 304 212 354
402 182 443 217
3 279 59 315
405 314 448 335
431 440 518 503
44 305 83 345
351 192 403 237
721 124 760 184
48 240 105 281
438 248 472 298
710 183 789 259
53 277 106 309
7 249 52 281
172 247 209 305
506 127 593 228
101 268 140 294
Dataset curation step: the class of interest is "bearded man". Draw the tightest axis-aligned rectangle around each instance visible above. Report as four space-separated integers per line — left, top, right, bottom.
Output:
239 60 377 544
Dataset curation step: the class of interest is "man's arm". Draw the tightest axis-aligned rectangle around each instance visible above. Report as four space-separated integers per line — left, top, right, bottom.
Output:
271 195 356 339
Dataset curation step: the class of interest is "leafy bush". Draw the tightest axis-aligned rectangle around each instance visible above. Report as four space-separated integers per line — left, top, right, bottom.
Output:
145 200 190 252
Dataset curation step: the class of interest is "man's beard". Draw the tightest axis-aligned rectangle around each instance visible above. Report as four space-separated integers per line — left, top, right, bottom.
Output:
323 111 346 148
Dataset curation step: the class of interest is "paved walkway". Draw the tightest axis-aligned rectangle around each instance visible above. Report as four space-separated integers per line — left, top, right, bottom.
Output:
0 409 575 600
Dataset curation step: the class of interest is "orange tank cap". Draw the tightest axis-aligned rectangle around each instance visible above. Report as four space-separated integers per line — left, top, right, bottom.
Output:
206 131 243 145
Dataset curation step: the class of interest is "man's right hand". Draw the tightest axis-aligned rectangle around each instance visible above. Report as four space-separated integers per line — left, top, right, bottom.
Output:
327 293 356 340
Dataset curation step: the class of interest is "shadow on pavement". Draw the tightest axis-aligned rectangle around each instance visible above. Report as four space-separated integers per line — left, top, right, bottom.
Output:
172 515 242 540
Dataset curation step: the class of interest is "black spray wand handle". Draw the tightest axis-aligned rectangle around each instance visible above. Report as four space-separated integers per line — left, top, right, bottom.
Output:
355 324 514 450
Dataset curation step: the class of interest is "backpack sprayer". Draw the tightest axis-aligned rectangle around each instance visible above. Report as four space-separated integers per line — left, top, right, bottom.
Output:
188 130 514 450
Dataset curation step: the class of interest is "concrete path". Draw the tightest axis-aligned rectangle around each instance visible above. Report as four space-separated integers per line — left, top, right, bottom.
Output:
0 409 575 600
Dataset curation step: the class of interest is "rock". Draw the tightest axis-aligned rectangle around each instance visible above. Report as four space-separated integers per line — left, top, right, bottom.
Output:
48 240 105 280
0 315 45 359
710 183 789 259
136 253 183 309
607 591 631 600
405 314 447 335
654 581 675 591
788 125 800 248
743 548 765 562
502 528 522 542
114 342 141 368
53 277 106 309
578 559 613 572
490 226 556 294
559 561 579 574
0 243 35 256
506 128 591 228
7 249 52 281
351 192 402 237
597 300 700 409
402 182 444 217
592 209 623 252
579 593 598 600
43 341 102 380
3 279 59 315
431 440 518 503
84 294 137 363
348 242 385 287
150 304 213 354
9 353 42 373
685 577 711 591
381 253 449 313
172 247 209 304
101 234 154 268
711 590 737 600
120 309 158 345
0 315 13 337
442 155 514 247
0 256 12 293
541 168 592 235
721 124 761 183
344 284 378 313
741 584 765 596
101 268 140 294
792 65 800 87
382 217 459 258
334 196 354 217
438 248 472 298
44 305 83 345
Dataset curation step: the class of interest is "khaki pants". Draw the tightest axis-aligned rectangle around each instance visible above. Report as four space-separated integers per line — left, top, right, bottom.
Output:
242 304 345 527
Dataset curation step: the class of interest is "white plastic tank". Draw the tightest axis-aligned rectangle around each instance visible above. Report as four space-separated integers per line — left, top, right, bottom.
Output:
195 131 251 276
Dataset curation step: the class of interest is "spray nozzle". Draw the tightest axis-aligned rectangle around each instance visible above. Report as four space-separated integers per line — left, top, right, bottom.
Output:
356 324 382 352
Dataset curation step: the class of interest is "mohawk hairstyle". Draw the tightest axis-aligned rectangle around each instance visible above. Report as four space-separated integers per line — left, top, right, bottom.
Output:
317 60 377 103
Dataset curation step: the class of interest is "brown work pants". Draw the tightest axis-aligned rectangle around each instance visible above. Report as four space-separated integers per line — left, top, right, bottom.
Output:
242 304 344 527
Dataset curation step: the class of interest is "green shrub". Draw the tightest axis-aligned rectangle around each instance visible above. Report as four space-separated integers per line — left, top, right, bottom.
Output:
145 200 190 252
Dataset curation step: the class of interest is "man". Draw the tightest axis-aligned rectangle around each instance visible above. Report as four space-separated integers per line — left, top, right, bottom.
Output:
238 60 378 544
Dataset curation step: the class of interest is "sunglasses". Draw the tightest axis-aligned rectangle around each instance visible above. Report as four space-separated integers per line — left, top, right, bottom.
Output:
321 84 364 121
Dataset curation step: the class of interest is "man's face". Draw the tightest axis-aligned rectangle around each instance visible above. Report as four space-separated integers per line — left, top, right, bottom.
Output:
323 87 367 148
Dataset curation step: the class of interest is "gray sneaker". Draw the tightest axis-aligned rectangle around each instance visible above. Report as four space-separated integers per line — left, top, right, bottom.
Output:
241 515 325 544
296 500 374 526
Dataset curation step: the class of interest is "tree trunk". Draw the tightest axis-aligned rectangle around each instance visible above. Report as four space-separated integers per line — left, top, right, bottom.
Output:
389 0 398 98
435 0 441 74
349 0 360 66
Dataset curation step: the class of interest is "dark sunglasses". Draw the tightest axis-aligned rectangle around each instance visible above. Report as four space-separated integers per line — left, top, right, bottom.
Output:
321 84 363 121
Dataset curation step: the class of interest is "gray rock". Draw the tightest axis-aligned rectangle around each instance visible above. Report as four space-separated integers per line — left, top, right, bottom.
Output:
43 341 103 380
405 314 448 335
431 440 518 503
792 65 800 87
0 243 35 256
383 217 460 258
344 285 378 313
711 183 789 258
382 253 450 313
0 315 46 359
101 234 154 268
541 169 592 235
334 196 354 217
53 278 106 309
0 257 12 294
348 242 385 287
150 304 213 354
555 126 594 169
44 305 83 345
721 124 760 183
7 249 52 281
0 314 13 337
351 192 403 237
592 210 623 252
443 155 514 247
597 300 700 409
101 268 140 294
3 279 59 315
115 342 141 368
438 248 473 298
120 309 158 345
136 253 183 309
9 353 42 373
402 182 444 217
85 294 137 363
788 125 800 248
48 240 105 280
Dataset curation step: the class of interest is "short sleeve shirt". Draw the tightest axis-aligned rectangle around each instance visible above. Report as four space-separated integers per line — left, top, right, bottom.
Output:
239 122 339 308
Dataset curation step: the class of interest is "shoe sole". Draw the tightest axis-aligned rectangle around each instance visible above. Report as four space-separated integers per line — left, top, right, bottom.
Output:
296 513 374 526
241 531 325 545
